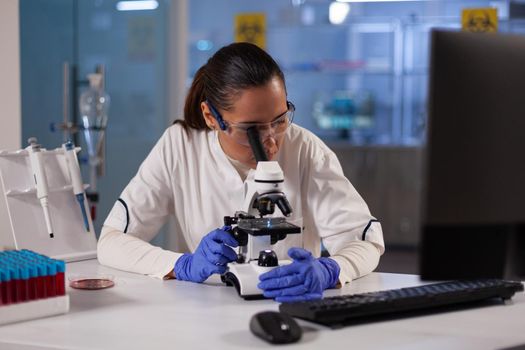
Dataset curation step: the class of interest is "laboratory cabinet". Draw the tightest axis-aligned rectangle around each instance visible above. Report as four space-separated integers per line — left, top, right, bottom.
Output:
272 18 404 145
331 145 424 247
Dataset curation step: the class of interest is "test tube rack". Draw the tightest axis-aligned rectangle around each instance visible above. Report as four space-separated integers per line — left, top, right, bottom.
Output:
0 146 97 261
0 250 69 326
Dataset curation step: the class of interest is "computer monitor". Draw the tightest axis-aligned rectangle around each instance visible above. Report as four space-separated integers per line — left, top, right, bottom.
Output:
420 30 525 280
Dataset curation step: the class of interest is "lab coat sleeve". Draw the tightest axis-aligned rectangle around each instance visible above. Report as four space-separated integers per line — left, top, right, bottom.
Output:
98 225 181 279
329 240 382 285
103 128 175 238
304 146 385 285
99 129 179 278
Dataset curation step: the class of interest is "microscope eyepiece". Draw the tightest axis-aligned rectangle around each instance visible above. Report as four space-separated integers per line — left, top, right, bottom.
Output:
246 126 268 162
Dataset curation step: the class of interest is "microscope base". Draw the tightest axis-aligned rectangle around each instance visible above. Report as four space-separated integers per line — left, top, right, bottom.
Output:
222 260 291 300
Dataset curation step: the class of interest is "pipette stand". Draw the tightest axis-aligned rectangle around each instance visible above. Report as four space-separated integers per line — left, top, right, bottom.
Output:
0 146 97 262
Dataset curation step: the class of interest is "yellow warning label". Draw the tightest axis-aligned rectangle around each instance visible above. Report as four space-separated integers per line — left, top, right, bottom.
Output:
462 8 498 33
235 13 266 49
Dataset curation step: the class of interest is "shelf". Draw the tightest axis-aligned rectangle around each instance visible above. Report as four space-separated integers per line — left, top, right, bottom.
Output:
6 184 90 197
282 59 396 76
285 68 396 76
0 147 81 158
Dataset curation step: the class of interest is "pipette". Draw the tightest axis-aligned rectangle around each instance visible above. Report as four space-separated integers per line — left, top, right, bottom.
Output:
62 141 90 232
27 138 54 238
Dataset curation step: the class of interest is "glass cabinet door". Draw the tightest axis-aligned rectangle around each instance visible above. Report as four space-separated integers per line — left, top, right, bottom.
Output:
269 20 403 145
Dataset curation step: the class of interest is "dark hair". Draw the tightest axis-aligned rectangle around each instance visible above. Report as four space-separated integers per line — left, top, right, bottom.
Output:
177 42 286 129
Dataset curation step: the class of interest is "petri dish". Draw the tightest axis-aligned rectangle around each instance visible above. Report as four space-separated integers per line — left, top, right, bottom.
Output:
68 274 115 290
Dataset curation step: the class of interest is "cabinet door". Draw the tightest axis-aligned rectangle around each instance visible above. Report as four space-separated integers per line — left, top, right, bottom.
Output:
332 145 423 247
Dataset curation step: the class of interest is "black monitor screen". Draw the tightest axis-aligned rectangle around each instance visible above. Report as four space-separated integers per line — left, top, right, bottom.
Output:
420 30 525 280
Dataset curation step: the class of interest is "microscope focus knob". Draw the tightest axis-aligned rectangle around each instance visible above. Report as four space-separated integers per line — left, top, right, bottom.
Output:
258 250 278 267
230 227 248 247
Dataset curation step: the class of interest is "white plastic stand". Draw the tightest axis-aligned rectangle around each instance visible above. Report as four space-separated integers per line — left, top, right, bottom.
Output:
0 295 70 326
0 147 97 261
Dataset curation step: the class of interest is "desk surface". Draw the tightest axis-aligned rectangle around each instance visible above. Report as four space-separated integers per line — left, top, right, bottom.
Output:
0 259 523 350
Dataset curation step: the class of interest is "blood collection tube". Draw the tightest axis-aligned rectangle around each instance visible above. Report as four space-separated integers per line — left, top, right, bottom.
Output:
7 268 14 305
54 260 66 296
10 257 29 303
1 267 13 305
5 258 20 303
0 250 66 303
26 264 38 301
4 264 14 303
30 255 46 299
36 263 47 299
17 264 29 302
45 261 57 298
0 263 6 305
0 261 6 306
6 264 19 303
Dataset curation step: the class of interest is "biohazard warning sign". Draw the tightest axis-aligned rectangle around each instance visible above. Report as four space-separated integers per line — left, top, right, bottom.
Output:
235 13 266 49
462 8 498 33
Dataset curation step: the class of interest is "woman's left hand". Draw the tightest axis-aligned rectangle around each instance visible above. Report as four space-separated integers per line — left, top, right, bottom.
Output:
257 247 340 302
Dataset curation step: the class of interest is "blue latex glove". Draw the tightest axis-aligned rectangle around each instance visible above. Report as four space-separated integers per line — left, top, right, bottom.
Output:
257 247 340 303
174 227 238 283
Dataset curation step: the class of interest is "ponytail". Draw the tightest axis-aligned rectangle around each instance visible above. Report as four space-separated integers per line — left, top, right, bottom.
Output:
178 65 207 129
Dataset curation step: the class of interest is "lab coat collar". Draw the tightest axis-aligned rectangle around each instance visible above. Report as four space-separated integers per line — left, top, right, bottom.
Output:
207 128 287 184
208 129 253 185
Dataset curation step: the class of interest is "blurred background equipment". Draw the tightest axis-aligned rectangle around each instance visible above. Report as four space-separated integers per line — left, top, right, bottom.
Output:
313 90 375 143
79 71 110 221
51 65 109 224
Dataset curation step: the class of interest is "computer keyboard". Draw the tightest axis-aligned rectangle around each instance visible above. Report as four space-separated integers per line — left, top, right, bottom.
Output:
279 279 524 328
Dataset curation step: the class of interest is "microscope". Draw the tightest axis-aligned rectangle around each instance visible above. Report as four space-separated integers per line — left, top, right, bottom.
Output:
221 127 301 300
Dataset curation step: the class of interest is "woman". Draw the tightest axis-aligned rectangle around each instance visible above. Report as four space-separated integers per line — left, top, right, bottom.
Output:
98 42 384 302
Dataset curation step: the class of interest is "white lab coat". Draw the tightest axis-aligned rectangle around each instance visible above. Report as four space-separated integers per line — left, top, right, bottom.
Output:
98 123 385 284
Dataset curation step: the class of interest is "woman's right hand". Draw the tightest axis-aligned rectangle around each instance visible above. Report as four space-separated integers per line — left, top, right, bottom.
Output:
174 227 239 283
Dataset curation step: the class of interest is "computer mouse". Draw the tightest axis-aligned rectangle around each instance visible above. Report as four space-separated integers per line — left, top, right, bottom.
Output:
249 311 302 344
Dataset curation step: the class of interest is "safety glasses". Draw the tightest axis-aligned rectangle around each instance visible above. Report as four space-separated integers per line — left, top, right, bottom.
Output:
206 101 295 146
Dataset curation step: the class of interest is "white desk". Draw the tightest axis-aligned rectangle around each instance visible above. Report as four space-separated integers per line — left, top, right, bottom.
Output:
0 259 523 350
